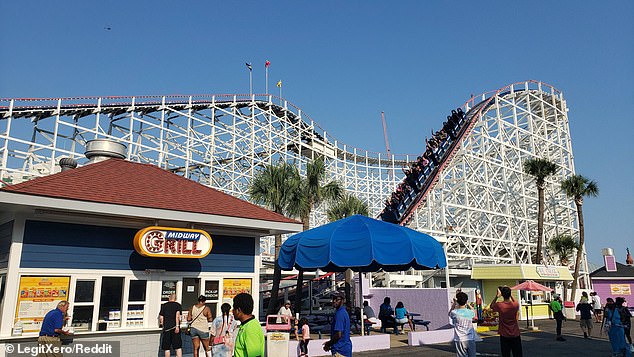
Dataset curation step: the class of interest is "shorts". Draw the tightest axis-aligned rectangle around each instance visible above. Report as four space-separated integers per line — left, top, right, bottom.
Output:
396 317 409 324
190 327 210 339
579 319 593 330
161 329 183 350
593 309 602 314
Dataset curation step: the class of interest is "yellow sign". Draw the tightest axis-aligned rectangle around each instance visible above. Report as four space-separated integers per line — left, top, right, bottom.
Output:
223 278 252 300
134 226 212 258
610 284 631 295
15 276 70 333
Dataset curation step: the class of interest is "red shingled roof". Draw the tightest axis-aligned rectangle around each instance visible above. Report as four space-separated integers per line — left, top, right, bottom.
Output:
1 159 299 224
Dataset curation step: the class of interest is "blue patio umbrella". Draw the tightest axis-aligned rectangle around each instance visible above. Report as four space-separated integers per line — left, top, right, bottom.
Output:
278 215 447 272
278 215 446 336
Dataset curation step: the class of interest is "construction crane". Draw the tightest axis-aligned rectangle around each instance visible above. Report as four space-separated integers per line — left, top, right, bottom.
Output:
381 111 393 179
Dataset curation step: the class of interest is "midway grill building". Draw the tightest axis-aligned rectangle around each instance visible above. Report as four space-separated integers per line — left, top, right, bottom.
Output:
0 157 302 355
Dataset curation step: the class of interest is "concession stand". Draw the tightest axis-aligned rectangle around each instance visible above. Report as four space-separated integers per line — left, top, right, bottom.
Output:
471 264 573 322
0 153 302 355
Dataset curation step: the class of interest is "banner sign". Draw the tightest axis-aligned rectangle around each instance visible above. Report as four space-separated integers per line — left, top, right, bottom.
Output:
222 278 252 302
610 284 631 295
134 226 212 258
15 276 70 333
536 266 560 278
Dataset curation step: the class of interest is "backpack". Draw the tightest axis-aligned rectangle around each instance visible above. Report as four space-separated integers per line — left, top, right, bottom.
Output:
618 306 632 328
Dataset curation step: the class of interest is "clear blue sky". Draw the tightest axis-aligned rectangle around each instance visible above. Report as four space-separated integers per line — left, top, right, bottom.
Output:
1 1 632 265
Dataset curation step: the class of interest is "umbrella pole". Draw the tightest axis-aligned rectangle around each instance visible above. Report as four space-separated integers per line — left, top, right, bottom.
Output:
359 272 364 336
530 291 535 329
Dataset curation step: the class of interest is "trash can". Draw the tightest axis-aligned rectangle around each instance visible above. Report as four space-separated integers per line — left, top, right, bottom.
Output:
266 331 290 357
563 301 576 320
265 315 291 357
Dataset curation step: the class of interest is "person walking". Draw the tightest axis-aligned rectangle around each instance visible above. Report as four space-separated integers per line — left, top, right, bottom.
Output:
616 297 633 350
550 294 566 341
160 294 183 357
233 293 264 357
490 286 522 357
591 292 603 323
449 292 476 357
576 295 594 339
604 298 631 357
323 291 352 357
38 301 72 357
188 295 213 357
211 302 238 357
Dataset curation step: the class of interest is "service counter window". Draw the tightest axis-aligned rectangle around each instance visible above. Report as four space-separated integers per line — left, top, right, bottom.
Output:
98 277 124 330
126 280 147 328
71 280 96 332
204 280 220 319
162 281 178 302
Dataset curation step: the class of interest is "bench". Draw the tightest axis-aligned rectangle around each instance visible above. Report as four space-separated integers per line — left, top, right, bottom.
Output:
309 324 329 339
412 319 431 331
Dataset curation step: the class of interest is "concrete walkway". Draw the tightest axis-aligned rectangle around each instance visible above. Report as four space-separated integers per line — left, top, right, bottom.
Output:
355 318 617 356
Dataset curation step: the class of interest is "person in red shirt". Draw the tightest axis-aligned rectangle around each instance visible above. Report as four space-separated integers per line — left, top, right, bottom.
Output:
489 286 523 357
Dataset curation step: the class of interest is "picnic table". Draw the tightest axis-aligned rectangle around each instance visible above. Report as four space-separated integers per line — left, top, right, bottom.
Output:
408 313 431 331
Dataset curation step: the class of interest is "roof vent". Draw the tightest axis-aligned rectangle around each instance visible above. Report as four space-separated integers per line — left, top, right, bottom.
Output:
58 157 78 172
85 139 127 163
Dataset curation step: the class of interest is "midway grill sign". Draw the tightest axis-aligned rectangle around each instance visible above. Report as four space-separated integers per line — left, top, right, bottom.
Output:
134 226 212 258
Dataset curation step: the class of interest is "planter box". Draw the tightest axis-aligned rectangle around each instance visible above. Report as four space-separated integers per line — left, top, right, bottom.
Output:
288 334 390 356
408 329 483 346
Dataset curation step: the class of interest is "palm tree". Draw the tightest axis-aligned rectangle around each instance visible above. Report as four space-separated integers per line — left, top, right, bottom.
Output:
523 158 558 264
561 174 598 302
326 193 369 222
249 161 302 315
548 234 579 300
293 156 343 311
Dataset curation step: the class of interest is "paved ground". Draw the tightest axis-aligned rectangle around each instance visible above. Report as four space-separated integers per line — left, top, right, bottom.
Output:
355 318 616 357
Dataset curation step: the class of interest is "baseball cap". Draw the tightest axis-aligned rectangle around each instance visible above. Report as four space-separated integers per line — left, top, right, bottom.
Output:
285 300 291 305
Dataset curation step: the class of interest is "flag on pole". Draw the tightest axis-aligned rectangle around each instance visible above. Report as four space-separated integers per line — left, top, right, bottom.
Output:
265 60 271 68
276 80 282 88
245 62 252 71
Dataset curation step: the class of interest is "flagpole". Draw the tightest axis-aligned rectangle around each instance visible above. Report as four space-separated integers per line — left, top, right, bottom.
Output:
265 67 269 95
249 71 253 96
279 82 282 105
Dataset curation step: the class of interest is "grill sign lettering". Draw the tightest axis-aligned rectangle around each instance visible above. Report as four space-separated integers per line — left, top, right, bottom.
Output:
134 227 212 258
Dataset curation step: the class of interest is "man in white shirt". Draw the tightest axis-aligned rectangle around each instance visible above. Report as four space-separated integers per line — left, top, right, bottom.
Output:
590 292 602 322
277 300 294 324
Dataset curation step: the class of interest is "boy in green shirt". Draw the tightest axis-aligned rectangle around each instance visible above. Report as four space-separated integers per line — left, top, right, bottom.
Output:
233 293 264 357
